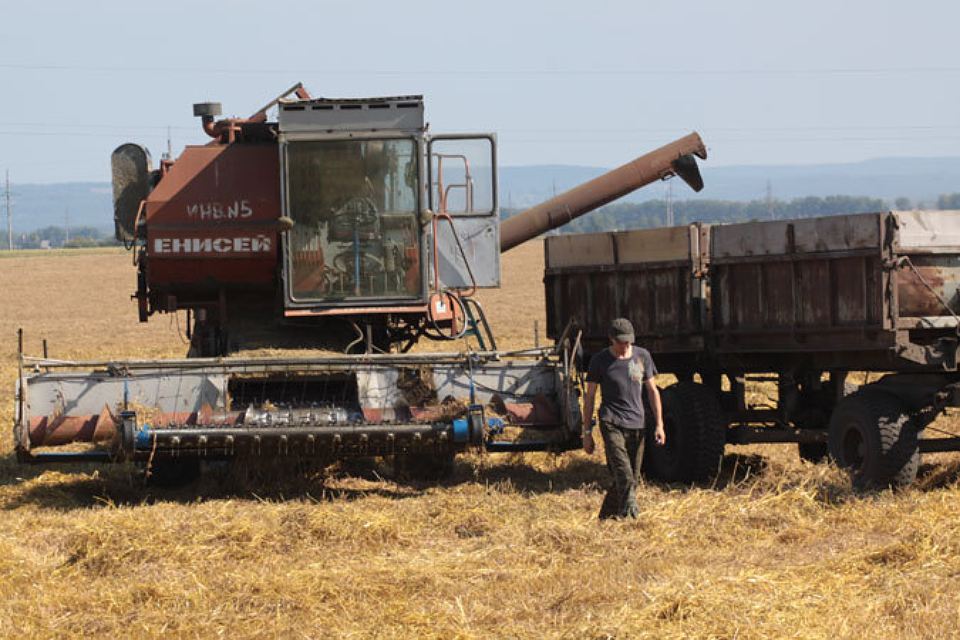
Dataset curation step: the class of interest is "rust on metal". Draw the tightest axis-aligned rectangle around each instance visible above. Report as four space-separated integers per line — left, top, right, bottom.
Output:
500 132 707 252
28 405 116 447
200 82 309 144
897 260 959 318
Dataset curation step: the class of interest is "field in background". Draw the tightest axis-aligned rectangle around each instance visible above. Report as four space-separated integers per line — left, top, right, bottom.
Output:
3 245 960 638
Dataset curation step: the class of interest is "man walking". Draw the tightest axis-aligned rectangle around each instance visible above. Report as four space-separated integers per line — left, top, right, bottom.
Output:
582 318 665 519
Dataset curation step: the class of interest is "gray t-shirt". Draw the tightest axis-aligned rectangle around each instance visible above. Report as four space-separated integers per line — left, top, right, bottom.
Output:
586 346 658 429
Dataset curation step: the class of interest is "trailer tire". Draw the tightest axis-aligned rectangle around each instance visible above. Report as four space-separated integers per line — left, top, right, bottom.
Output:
827 390 919 490
643 382 726 483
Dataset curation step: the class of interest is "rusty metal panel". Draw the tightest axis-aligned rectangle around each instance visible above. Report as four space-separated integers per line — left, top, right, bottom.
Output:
897 255 960 318
728 263 763 328
544 273 562 337
622 265 690 335
544 233 615 269
792 213 880 253
711 252 889 355
712 213 882 260
761 262 795 327
833 257 881 326
892 211 960 326
146 144 280 287
710 213 888 354
651 267 688 330
546 271 614 340
796 261 832 326
895 210 960 252
712 220 792 258
615 226 691 264
586 272 619 337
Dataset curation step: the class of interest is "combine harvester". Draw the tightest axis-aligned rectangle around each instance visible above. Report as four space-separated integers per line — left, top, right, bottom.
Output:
14 83 706 483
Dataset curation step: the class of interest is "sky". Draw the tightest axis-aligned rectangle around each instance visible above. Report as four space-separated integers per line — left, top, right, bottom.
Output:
1 0 959 184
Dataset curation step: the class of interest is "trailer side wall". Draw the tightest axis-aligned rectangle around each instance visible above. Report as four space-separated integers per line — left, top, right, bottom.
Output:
544 225 706 355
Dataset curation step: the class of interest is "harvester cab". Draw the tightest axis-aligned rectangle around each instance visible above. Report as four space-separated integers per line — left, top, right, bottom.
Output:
278 97 500 337
113 84 502 355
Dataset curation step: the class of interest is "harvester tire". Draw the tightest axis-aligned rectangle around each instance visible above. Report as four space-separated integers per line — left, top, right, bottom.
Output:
643 382 726 483
827 389 919 490
393 451 455 482
145 458 202 488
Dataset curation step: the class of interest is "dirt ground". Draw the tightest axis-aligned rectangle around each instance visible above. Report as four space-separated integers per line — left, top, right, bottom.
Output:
2 244 960 639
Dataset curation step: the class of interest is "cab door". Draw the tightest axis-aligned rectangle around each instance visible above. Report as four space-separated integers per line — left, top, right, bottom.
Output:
427 134 500 289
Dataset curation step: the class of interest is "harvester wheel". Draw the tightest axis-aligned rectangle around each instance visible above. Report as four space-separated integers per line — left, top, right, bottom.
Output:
827 389 919 490
643 382 726 483
392 451 455 482
145 458 202 488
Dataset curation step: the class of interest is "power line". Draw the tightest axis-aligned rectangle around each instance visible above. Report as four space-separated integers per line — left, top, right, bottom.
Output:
4 62 960 77
3 129 960 144
1 121 959 140
0 121 194 132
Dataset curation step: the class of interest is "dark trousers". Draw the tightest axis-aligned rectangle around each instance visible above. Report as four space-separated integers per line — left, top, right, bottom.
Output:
598 421 645 519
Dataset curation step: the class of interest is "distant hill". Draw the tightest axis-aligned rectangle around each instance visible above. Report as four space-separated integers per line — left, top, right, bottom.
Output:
498 156 960 208
6 156 960 234
6 183 113 235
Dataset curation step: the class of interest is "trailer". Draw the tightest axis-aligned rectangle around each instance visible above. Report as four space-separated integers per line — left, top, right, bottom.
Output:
545 210 960 488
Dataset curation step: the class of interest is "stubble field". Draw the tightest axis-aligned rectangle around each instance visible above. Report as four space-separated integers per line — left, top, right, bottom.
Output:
2 244 960 638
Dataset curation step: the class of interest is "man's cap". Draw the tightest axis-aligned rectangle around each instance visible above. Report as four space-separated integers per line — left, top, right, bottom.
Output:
609 317 635 343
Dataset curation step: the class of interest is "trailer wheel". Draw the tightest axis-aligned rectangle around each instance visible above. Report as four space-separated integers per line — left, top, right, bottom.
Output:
643 382 726 483
827 390 919 489
393 451 456 482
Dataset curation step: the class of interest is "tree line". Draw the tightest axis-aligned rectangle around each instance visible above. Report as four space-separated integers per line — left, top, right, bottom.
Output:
504 192 960 235
15 226 118 249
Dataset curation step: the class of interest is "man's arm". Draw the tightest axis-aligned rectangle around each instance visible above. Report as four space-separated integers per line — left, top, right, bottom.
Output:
645 378 666 446
582 381 598 455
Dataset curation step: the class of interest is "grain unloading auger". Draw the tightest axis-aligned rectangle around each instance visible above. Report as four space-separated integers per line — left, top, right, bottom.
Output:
14 85 706 479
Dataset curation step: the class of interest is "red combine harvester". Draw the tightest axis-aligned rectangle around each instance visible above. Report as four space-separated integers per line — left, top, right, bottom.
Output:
15 84 706 483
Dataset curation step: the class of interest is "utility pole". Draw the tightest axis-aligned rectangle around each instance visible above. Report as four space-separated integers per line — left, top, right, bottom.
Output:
64 207 70 246
766 179 774 220
666 179 674 227
4 170 12 251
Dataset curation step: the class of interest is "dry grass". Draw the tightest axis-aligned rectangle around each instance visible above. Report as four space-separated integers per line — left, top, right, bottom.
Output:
3 244 960 638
